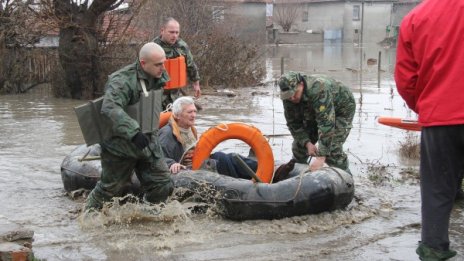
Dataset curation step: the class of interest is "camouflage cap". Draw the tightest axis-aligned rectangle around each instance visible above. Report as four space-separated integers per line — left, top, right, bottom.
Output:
278 71 302 100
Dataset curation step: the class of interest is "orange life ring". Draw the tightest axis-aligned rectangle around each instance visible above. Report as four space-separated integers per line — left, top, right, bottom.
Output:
191 123 275 183
159 111 172 128
378 116 421 131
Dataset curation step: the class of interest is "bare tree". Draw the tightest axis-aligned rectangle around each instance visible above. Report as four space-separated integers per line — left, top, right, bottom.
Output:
136 0 265 88
136 0 213 38
46 0 128 99
0 0 46 93
274 3 300 32
2 0 265 96
1 0 149 97
31 0 145 99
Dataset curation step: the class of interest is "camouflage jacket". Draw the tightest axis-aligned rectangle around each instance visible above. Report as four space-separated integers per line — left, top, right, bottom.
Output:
283 74 355 156
153 36 200 83
100 60 169 157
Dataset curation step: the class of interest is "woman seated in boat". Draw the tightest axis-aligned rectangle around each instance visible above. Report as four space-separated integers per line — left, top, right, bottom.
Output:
159 96 257 179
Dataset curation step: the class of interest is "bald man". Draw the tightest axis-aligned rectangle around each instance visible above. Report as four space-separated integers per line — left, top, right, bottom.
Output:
153 17 201 109
86 42 173 211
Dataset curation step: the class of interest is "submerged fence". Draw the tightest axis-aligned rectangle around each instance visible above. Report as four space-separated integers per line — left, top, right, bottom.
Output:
0 47 58 94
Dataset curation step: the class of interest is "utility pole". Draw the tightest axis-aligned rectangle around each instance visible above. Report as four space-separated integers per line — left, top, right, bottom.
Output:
359 1 365 93
360 0 364 49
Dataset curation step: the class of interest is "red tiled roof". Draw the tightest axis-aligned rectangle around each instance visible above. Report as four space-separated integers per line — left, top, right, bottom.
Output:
99 9 151 42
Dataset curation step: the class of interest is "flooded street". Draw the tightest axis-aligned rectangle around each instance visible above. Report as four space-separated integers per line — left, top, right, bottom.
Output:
1 43 462 260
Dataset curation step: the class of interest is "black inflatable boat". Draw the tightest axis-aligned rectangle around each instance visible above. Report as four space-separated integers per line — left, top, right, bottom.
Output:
61 144 355 220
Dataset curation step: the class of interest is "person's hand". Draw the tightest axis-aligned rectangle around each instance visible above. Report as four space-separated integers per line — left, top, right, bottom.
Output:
192 81 201 98
305 141 318 156
309 157 326 172
169 163 186 174
131 131 149 150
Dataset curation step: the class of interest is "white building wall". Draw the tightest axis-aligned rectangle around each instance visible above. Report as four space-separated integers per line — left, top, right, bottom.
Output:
362 3 393 43
345 2 419 43
225 3 267 43
292 3 345 33
273 1 419 44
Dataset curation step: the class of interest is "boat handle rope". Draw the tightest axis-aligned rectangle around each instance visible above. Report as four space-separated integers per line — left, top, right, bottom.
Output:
61 166 97 178
214 123 229 131
328 167 353 186
163 103 172 113
214 122 256 132
213 123 265 143
78 148 101 161
223 170 305 204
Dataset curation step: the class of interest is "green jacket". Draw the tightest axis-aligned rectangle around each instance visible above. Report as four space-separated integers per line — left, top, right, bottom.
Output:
283 74 355 156
100 60 169 157
153 36 200 82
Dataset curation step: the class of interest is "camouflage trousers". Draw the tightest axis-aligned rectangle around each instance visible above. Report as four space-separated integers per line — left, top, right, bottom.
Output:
292 119 353 174
86 145 173 210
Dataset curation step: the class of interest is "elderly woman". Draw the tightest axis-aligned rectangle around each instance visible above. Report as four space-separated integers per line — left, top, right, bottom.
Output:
158 96 257 179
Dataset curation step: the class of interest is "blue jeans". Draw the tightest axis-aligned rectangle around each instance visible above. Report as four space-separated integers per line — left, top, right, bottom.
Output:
210 151 257 179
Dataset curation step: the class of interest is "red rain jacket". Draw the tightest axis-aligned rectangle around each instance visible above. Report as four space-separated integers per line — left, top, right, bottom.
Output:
394 0 464 127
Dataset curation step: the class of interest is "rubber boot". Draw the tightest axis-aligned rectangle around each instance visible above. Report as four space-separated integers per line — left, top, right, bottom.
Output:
85 190 104 211
456 188 464 201
416 242 457 261
273 159 296 183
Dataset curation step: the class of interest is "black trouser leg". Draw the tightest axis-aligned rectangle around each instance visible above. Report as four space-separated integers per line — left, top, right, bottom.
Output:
420 125 464 250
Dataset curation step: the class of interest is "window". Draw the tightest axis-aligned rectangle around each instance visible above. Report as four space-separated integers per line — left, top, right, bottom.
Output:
266 3 273 17
302 11 308 22
353 5 360 21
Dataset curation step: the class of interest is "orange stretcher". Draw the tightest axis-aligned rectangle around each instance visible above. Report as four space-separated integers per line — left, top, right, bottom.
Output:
378 116 421 131
164 56 187 89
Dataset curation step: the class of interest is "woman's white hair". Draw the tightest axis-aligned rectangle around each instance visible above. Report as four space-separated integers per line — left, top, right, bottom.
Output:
172 96 195 117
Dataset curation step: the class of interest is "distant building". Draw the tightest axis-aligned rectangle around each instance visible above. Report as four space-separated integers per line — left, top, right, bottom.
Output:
270 0 421 44
208 0 270 43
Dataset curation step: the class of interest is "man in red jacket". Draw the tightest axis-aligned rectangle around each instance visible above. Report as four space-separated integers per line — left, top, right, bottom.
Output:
395 0 464 260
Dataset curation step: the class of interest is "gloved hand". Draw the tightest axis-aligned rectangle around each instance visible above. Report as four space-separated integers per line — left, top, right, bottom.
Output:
131 131 149 150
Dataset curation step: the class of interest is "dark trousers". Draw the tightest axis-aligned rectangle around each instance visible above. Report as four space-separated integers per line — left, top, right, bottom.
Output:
86 143 173 210
210 152 258 179
420 125 464 250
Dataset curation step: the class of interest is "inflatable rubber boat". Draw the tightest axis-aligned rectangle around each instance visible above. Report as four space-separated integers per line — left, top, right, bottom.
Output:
61 143 355 220
172 165 354 220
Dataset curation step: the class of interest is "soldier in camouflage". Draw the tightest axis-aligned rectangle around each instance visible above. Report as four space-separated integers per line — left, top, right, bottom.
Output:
278 71 356 174
153 17 201 110
85 43 174 211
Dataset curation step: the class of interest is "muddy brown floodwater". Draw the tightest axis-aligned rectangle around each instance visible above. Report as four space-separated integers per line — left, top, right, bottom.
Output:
0 43 462 260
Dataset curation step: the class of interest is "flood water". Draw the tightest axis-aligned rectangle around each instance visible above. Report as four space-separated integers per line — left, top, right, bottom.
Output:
1 43 463 260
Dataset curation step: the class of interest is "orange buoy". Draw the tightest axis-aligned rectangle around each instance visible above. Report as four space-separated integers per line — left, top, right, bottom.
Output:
164 56 187 89
159 111 171 128
191 123 275 183
378 116 421 131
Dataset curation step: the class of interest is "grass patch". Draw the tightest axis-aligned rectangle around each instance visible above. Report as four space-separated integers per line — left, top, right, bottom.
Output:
398 132 420 160
365 159 393 185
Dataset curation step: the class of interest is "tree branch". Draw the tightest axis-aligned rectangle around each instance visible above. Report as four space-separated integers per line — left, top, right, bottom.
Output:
89 0 122 16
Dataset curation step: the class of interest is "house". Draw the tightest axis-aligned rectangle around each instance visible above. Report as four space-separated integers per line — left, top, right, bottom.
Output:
207 0 271 43
271 0 422 44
